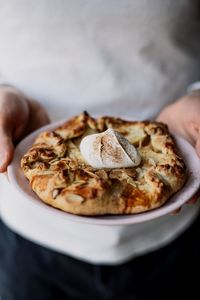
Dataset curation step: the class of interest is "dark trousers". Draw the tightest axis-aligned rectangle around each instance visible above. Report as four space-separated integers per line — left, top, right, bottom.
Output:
0 215 200 300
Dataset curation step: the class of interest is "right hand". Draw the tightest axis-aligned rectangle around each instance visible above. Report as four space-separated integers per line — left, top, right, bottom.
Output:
0 86 50 172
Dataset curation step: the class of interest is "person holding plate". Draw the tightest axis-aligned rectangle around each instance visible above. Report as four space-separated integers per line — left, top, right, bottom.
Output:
0 1 200 299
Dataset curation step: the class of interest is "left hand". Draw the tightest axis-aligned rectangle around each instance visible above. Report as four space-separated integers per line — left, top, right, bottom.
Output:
157 92 200 213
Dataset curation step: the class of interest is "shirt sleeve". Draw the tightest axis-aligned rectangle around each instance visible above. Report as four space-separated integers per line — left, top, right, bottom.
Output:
187 81 200 94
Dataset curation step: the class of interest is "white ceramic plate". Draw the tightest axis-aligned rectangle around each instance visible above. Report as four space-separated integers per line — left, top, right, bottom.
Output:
7 120 200 226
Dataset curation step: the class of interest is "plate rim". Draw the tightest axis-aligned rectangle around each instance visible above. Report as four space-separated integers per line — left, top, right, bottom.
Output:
7 120 200 226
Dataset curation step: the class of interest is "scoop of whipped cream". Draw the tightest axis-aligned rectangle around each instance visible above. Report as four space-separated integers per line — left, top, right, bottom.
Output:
80 128 141 169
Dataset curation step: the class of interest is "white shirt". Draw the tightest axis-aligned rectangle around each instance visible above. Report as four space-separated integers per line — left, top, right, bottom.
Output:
0 0 200 264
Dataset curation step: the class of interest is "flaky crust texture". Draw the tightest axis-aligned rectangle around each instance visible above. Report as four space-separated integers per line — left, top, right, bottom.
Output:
21 112 187 215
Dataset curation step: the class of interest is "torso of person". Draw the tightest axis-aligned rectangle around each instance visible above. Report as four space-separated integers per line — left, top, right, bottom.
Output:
0 0 200 264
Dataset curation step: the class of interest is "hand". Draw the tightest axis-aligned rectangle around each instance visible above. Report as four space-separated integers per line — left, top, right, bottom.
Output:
157 92 200 155
157 92 200 213
0 86 50 172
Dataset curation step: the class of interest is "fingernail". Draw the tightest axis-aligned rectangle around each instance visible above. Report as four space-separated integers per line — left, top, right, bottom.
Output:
0 158 6 172
0 150 8 172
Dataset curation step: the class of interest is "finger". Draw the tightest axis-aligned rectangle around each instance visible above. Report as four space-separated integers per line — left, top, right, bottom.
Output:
171 207 182 215
15 100 50 141
186 190 200 204
32 103 50 129
0 128 14 172
187 197 198 205
26 100 50 132
195 133 200 157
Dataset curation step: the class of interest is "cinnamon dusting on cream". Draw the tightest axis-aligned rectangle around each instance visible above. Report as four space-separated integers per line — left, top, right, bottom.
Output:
80 128 141 169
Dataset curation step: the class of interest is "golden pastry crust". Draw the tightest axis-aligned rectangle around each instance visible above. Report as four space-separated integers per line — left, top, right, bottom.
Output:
21 112 187 215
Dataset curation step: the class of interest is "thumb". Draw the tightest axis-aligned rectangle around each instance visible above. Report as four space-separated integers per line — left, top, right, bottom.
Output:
0 125 14 173
195 133 200 158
